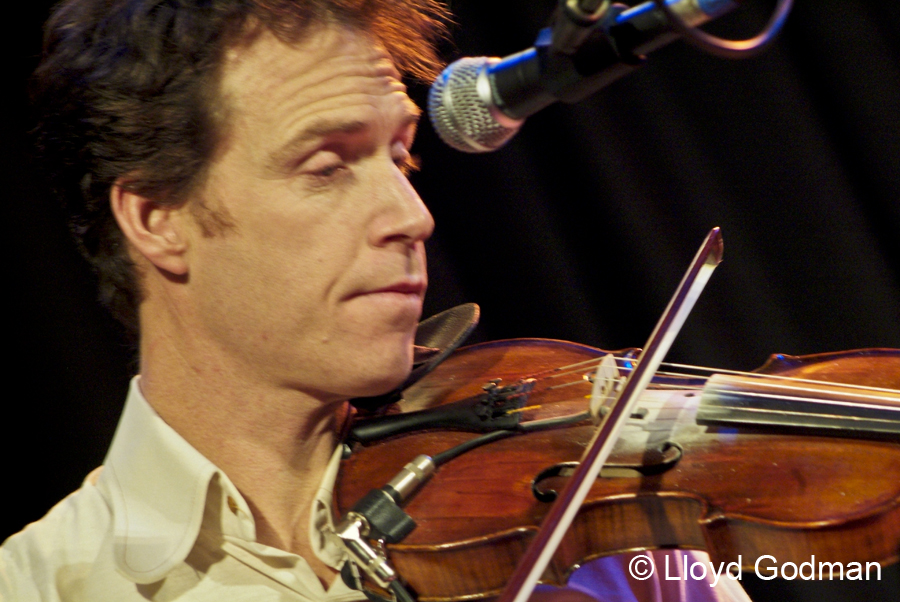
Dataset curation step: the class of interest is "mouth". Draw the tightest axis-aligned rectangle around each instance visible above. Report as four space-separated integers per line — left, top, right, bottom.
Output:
342 277 426 349
348 277 427 306
368 278 427 297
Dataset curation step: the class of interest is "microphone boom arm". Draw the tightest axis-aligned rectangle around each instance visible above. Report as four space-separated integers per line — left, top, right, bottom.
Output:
428 0 747 152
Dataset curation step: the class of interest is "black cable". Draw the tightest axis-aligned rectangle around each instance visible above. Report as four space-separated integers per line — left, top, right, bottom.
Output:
652 0 794 59
389 580 417 602
432 430 516 466
518 411 592 433
431 411 592 467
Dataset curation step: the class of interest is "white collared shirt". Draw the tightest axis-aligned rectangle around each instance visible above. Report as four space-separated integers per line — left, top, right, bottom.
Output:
0 378 364 602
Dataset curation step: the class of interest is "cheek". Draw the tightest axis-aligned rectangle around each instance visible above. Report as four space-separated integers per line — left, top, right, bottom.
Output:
191 176 374 328
215 225 358 332
226 200 335 281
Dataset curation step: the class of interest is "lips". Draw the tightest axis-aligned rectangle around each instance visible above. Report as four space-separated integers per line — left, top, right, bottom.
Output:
367 278 426 297
345 277 427 304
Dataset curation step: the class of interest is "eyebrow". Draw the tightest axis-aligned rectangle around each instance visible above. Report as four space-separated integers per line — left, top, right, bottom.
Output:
270 108 422 169
298 119 369 142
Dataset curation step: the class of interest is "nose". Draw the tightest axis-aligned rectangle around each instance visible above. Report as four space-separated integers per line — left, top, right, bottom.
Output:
369 163 435 248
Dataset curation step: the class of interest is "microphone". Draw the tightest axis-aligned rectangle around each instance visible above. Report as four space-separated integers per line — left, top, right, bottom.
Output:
428 0 739 153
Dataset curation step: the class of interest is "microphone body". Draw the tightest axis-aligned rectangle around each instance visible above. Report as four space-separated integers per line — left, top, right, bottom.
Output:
428 0 739 152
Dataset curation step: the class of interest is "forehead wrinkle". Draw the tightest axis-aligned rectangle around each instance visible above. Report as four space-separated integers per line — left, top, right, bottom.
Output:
250 58 413 155
283 99 420 147
265 56 409 120
229 26 401 99
219 26 420 170
222 28 400 119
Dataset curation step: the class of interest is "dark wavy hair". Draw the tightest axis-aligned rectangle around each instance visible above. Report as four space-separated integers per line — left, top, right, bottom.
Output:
32 0 449 337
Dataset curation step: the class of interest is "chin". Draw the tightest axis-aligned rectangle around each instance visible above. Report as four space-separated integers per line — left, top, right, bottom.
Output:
359 361 412 397
339 343 414 399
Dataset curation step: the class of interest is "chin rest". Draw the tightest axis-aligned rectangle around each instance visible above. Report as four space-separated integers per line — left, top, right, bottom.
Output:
350 303 480 412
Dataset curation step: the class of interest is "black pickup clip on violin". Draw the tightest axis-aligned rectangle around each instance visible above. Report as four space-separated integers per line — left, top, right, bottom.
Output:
328 228 725 602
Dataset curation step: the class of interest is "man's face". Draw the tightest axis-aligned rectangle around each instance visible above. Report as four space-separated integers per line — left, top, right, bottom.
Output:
182 25 433 401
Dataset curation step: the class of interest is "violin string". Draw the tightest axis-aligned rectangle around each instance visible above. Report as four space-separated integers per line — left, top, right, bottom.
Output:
703 388 900 412
661 360 900 395
717 405 900 426
499 377 900 431
636 380 705 391
545 379 590 390
543 372 705 391
540 355 900 396
542 356 698 382
519 411 593 431
543 357 712 389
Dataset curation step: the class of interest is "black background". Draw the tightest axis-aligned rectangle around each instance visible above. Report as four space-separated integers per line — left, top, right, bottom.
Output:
4 1 900 600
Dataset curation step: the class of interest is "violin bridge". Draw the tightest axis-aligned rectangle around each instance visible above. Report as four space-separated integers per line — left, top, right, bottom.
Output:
589 354 623 424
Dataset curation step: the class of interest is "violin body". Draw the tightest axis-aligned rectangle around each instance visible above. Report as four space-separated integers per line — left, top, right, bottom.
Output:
335 339 900 601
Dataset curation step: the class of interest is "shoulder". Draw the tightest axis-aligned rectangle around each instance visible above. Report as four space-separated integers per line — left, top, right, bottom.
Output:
0 467 114 601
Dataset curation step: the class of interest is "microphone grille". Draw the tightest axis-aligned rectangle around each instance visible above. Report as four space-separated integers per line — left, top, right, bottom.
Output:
427 57 520 153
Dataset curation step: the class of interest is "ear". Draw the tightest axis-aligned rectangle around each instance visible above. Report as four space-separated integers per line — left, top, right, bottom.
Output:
110 182 190 276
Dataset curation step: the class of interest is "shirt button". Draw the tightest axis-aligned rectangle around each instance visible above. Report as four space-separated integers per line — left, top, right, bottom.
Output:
227 496 239 514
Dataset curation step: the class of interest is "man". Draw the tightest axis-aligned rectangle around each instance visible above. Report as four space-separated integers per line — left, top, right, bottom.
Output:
1 1 750 601
3 0 445 599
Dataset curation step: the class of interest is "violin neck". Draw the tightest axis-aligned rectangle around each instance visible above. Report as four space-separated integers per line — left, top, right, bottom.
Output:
697 373 900 435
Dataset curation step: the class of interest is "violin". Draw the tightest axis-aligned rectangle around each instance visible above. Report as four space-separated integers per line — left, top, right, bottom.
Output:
335 338 900 601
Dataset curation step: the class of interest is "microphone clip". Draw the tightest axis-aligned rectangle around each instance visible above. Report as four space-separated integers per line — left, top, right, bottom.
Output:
551 0 612 55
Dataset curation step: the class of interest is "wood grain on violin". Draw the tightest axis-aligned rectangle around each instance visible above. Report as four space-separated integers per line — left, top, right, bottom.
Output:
336 339 900 601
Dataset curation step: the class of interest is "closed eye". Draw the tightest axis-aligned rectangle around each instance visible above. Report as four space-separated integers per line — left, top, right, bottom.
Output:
313 164 346 178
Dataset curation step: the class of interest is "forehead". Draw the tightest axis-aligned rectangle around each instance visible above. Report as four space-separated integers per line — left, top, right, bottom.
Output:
216 25 419 151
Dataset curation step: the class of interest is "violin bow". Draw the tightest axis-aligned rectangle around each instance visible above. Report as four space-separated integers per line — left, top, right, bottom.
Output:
497 227 725 602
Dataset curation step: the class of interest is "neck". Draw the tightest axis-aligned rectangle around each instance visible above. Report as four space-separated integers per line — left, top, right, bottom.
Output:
137 305 347 583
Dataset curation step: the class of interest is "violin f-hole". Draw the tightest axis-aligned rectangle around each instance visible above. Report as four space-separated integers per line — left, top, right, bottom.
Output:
531 441 684 503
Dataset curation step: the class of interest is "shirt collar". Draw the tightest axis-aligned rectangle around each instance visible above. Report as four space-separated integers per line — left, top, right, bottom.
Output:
97 377 225 583
96 377 347 585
